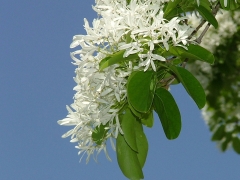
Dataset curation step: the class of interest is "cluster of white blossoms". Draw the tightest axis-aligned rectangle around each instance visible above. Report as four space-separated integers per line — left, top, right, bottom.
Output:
58 0 195 162
94 0 194 71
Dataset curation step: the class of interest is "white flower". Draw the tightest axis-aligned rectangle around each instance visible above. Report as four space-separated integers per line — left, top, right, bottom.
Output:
59 0 195 162
58 58 129 162
118 41 143 57
139 51 165 71
94 0 193 71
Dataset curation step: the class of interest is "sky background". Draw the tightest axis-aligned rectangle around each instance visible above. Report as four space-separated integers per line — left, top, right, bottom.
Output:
1 1 240 180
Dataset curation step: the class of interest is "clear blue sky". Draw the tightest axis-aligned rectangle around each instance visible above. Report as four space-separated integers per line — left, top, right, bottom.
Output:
1 1 239 180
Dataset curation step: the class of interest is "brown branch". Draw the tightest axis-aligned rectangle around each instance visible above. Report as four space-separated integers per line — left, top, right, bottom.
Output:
195 3 221 44
188 19 207 40
189 3 220 41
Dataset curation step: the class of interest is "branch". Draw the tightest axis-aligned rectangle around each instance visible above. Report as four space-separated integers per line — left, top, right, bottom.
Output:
195 3 221 44
188 19 206 40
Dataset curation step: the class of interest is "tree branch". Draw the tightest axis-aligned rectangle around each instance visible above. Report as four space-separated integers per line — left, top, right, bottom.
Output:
195 3 221 44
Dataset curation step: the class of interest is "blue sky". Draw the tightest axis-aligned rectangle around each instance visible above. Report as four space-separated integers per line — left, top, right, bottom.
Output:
1 1 240 180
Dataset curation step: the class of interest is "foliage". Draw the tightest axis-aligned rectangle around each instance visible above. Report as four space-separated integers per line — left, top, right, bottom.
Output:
58 0 240 179
188 15 240 154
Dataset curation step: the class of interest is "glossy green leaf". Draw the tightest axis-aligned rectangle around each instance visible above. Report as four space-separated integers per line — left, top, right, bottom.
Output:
127 71 156 113
116 134 144 180
169 66 206 109
129 103 142 118
196 5 218 28
129 103 154 128
163 0 182 19
172 58 182 65
135 120 148 168
232 137 240 154
179 0 196 12
169 44 215 64
211 125 225 141
220 0 240 10
121 108 138 152
198 0 211 10
92 124 108 145
141 111 154 128
99 50 138 71
153 87 181 139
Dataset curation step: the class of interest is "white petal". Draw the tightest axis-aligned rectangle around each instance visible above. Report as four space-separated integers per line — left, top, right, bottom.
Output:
151 54 166 61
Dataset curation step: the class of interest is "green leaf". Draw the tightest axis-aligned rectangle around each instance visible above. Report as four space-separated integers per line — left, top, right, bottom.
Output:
163 0 182 19
164 0 212 19
153 87 181 139
127 71 156 113
179 0 196 12
169 44 215 64
121 108 138 152
211 125 225 141
198 0 211 10
169 66 206 109
220 135 231 152
92 124 109 145
172 57 182 65
118 109 148 172
126 31 132 44
232 137 240 154
129 103 142 118
129 103 154 128
116 134 144 180
196 5 218 28
99 50 138 71
141 111 154 128
220 0 240 10
135 120 148 168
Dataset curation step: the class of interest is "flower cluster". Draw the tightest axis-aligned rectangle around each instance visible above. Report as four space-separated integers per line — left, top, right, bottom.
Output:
58 0 194 162
94 0 194 71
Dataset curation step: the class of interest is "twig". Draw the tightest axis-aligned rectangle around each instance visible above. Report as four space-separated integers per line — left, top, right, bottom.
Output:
188 19 207 40
196 3 221 43
196 22 211 44
189 3 221 41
